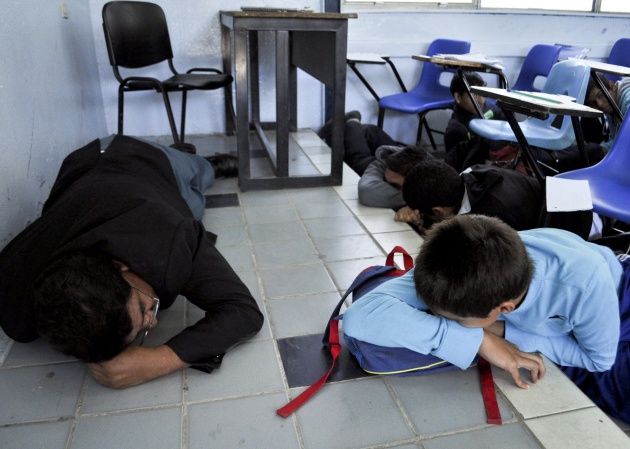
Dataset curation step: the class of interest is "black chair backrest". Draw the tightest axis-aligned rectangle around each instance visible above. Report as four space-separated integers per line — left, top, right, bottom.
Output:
102 1 173 69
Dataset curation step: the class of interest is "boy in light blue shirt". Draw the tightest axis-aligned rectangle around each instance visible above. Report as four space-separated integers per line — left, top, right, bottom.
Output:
343 215 629 423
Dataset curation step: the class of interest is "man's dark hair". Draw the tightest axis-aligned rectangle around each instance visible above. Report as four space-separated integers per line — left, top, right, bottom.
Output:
33 250 133 362
402 159 464 215
414 215 533 318
383 146 431 176
450 72 486 96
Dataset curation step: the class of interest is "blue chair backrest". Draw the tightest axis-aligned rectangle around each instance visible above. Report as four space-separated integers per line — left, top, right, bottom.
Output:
411 39 471 96
511 44 563 92
601 113 630 166
607 38 630 83
536 59 590 135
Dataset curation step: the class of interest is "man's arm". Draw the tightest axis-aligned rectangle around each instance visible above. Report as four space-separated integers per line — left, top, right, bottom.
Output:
358 160 406 209
89 345 189 389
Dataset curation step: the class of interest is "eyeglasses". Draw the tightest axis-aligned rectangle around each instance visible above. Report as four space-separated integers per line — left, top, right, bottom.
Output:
128 284 160 346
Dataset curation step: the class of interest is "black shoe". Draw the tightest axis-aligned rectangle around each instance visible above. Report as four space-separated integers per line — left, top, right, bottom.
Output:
205 153 238 178
317 110 362 142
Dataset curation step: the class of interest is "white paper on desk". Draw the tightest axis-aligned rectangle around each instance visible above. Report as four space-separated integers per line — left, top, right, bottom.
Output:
433 51 504 69
546 177 593 212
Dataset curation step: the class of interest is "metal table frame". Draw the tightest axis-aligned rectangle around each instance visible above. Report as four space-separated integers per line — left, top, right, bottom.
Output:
220 11 357 191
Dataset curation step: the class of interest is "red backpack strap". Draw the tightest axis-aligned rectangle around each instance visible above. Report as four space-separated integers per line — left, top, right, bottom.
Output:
276 317 342 418
385 245 414 273
478 358 502 425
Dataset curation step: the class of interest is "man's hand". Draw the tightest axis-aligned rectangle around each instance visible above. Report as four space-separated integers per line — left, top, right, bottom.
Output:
394 206 422 225
478 330 546 389
88 345 189 389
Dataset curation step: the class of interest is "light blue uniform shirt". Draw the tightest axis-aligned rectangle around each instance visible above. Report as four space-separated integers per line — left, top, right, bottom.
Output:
343 228 623 372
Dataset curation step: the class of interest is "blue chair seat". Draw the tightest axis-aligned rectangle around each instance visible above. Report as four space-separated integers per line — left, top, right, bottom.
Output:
469 59 591 153
556 114 630 223
377 38 471 150
378 93 454 114
469 116 576 150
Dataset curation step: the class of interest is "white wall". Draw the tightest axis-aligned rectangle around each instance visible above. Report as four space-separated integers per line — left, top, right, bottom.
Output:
0 0 107 248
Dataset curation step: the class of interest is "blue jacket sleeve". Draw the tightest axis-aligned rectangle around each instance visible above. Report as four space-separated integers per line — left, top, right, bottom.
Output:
342 270 483 370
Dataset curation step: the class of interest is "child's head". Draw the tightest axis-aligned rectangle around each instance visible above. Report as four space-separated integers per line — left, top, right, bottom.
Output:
382 146 431 190
402 159 464 221
586 73 617 115
450 72 487 115
414 215 533 325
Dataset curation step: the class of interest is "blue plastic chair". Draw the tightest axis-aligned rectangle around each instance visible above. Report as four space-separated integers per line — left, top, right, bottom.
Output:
377 39 471 149
469 59 591 152
556 114 630 223
606 38 630 83
510 44 563 92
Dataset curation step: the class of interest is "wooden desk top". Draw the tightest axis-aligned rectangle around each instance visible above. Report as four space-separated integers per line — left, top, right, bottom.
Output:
346 53 386 64
471 86 603 118
221 10 357 20
574 59 630 77
413 54 504 71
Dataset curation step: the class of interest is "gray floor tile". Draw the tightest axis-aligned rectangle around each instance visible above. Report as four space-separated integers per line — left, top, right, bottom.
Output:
388 368 515 436
253 239 320 268
286 187 345 204
244 203 300 224
141 305 186 347
236 270 263 301
259 263 337 298
81 370 183 414
213 224 249 248
239 189 291 207
303 216 366 239
293 198 353 219
423 423 542 449
267 292 341 338
525 407 630 449
0 420 72 449
2 338 76 367
187 339 284 401
313 234 385 262
187 393 300 449
202 206 245 228
217 245 255 271
247 220 309 244
0 363 86 425
295 378 414 449
325 256 386 291
71 407 182 449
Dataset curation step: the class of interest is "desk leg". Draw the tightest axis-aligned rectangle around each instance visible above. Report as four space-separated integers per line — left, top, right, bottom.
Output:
235 29 251 183
460 69 484 118
221 24 235 135
502 109 546 186
571 116 590 166
276 30 290 177
249 31 260 125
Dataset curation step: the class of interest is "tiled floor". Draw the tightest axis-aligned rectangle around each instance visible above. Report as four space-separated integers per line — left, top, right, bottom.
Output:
1 131 629 449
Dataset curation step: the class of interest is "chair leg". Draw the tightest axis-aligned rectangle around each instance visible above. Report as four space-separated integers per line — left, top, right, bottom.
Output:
156 88 184 149
180 90 188 144
377 107 385 128
416 113 437 150
118 86 125 135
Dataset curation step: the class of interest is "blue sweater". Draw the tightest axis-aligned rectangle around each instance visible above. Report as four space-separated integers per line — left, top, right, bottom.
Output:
343 228 623 372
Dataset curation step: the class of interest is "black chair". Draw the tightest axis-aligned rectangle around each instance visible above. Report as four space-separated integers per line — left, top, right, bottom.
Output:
102 1 233 152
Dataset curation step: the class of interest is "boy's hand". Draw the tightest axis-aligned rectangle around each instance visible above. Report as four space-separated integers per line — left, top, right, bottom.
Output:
394 206 422 225
478 330 546 389
88 345 189 389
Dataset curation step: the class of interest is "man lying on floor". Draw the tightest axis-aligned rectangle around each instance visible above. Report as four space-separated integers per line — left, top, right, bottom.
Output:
0 135 263 388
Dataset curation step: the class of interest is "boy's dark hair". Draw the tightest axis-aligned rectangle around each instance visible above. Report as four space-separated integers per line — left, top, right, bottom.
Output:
414 215 534 318
450 72 486 96
383 146 431 176
402 159 464 215
33 250 133 362
586 73 614 105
